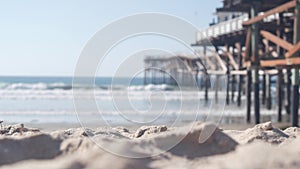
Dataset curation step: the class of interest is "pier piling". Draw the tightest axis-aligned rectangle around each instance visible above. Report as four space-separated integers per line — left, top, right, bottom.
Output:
277 68 283 122
246 69 252 123
292 0 300 127
285 69 291 115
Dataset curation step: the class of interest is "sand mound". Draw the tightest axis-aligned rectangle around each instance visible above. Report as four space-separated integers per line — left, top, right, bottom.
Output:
0 147 152 169
0 134 62 166
0 122 238 168
152 137 300 169
51 126 131 140
225 121 289 144
52 127 131 155
60 137 95 155
94 127 130 139
0 124 40 136
1 122 299 169
134 125 168 138
284 127 300 138
201 137 300 169
50 128 96 140
147 122 238 159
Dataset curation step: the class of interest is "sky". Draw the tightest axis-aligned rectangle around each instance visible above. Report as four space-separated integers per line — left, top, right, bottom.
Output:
0 0 221 77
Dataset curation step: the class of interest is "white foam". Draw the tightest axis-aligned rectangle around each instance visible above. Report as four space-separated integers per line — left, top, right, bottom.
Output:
0 87 204 100
127 84 174 91
5 83 48 90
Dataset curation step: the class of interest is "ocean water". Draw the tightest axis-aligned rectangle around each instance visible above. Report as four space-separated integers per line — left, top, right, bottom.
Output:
0 76 280 127
0 76 210 126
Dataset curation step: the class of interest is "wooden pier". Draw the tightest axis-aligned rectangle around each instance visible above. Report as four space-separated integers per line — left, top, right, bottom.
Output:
144 56 205 87
144 0 300 127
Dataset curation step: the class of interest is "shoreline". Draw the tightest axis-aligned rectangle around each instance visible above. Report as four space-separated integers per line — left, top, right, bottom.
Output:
1 113 291 132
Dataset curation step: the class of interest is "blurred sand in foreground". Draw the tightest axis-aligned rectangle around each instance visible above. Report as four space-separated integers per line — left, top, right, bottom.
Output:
0 121 299 169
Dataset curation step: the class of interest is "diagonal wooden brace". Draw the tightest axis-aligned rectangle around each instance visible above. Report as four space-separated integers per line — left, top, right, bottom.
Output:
285 42 300 58
243 0 297 26
260 30 294 51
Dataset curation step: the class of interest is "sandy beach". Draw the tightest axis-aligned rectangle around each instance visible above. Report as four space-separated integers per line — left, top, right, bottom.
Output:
0 121 299 169
1 0 300 168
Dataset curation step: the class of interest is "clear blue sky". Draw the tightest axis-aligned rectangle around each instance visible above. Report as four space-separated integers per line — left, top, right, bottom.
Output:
0 0 221 76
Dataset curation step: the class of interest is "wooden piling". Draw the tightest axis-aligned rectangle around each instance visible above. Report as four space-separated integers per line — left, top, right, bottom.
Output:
251 2 261 124
276 12 284 56
150 68 154 84
237 75 243 107
231 75 236 102
179 70 183 86
292 0 300 127
262 74 266 105
291 68 299 127
195 70 199 88
246 69 252 123
253 69 260 124
285 69 291 115
277 68 283 122
162 70 166 84
226 54 230 105
215 75 219 103
152 62 156 84
144 66 148 85
172 69 176 85
266 74 272 110
204 72 209 102
236 43 243 107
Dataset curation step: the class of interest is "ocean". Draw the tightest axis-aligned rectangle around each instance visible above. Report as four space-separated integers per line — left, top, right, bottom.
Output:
0 76 279 127
0 76 206 126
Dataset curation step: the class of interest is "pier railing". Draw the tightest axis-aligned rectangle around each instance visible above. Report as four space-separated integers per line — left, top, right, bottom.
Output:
196 14 248 42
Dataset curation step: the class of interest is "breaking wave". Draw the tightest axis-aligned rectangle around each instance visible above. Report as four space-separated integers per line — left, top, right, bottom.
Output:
0 83 176 91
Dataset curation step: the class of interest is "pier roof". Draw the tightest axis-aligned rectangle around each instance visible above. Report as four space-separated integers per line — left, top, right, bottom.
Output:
218 0 291 12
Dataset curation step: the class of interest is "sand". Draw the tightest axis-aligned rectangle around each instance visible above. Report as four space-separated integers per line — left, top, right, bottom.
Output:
0 122 299 169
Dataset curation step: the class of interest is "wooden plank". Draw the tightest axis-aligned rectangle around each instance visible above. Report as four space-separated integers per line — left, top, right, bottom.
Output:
214 53 227 72
244 57 300 67
261 30 294 51
220 70 279 75
226 52 239 70
243 61 251 67
183 60 194 73
207 70 226 75
260 57 300 66
262 39 270 57
285 42 300 58
264 69 279 75
231 70 246 75
243 0 296 26
204 56 216 70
